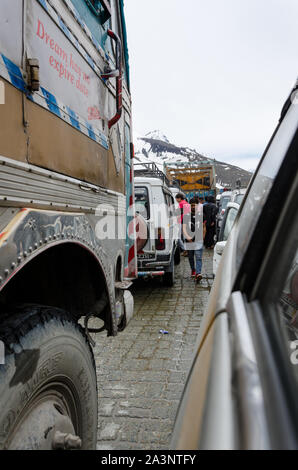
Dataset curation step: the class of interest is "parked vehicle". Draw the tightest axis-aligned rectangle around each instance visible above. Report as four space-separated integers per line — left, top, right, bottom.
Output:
134 162 180 286
169 186 186 201
216 191 232 238
213 201 240 276
0 0 136 449
231 188 247 205
171 80 298 449
213 189 247 275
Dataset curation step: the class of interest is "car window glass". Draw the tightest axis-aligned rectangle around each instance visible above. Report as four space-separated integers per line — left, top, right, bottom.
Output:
235 194 244 205
135 187 149 219
278 247 298 384
223 207 238 241
220 196 231 211
162 192 169 217
166 194 174 217
237 104 298 270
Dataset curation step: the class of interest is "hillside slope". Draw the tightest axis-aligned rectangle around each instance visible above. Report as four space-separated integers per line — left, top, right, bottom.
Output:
134 130 252 188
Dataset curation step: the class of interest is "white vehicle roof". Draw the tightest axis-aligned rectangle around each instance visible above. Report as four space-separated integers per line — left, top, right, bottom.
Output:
226 201 241 210
134 176 169 188
219 191 232 199
231 188 247 196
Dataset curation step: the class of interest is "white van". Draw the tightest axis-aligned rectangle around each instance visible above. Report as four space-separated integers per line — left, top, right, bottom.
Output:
134 163 180 286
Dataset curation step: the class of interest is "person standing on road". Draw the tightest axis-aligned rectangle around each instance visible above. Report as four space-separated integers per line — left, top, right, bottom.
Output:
175 193 190 256
203 195 218 249
183 197 206 282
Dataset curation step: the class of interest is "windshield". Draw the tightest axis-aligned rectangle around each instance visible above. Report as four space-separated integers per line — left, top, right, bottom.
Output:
237 103 298 269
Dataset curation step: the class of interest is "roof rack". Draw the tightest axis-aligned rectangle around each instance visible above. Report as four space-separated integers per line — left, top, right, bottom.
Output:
134 162 171 187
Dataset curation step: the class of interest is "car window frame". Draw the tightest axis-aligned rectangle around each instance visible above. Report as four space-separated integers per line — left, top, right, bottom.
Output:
134 185 150 220
231 107 298 446
234 104 298 298
222 206 239 242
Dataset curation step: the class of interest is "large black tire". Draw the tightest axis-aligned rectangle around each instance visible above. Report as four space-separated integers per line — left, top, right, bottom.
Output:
163 254 175 287
0 305 98 450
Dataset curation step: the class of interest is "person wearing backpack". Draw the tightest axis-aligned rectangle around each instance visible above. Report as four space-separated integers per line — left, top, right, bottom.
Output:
203 195 218 249
183 197 206 282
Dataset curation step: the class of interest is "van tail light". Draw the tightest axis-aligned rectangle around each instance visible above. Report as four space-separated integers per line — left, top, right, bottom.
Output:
156 228 165 251
221 209 225 216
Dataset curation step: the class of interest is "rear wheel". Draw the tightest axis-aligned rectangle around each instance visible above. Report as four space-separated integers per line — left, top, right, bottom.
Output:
0 305 98 450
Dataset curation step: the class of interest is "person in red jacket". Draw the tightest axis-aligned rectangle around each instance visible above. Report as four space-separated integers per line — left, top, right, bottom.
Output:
175 193 190 256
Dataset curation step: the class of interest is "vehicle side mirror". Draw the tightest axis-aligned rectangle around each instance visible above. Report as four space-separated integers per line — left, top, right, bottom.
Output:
215 241 226 256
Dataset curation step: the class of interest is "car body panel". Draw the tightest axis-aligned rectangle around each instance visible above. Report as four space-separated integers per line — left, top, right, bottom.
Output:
213 201 240 275
171 319 215 449
171 88 298 449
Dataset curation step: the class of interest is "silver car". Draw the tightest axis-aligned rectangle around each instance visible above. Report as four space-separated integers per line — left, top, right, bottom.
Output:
171 81 298 449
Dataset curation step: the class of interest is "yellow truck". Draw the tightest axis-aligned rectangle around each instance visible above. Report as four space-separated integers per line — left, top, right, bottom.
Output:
164 161 217 200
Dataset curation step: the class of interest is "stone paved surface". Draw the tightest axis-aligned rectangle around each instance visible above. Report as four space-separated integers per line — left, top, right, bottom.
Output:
92 250 214 450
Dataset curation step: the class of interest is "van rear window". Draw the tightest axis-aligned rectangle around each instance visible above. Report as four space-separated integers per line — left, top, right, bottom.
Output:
135 187 149 220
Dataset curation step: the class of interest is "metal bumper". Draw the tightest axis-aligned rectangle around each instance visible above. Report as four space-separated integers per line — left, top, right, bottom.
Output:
138 271 165 278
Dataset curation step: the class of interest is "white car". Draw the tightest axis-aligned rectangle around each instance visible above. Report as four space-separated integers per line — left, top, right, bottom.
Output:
171 79 298 450
231 188 247 205
213 201 240 275
134 163 180 286
216 191 232 238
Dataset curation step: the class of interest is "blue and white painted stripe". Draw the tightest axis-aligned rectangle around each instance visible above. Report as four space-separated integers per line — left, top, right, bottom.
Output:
61 0 110 62
36 0 108 79
1 55 26 93
0 53 109 150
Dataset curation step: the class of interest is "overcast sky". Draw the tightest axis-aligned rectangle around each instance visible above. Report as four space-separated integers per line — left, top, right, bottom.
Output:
124 0 298 170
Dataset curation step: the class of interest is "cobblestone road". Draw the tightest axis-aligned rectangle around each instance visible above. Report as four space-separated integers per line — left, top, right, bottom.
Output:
93 250 214 450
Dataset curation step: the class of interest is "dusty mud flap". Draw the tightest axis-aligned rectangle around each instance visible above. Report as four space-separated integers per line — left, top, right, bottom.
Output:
115 281 134 331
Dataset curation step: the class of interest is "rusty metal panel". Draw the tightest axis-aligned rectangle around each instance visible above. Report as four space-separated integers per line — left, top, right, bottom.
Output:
27 99 109 186
0 81 27 162
107 146 125 194
0 155 126 213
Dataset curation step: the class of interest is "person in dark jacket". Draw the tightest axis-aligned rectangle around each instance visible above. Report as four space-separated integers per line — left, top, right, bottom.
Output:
203 196 218 249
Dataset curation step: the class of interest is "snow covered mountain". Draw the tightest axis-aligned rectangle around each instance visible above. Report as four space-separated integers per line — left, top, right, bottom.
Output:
134 130 253 189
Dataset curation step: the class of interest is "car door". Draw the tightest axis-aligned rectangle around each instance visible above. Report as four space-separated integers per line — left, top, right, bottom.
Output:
172 87 298 450
203 96 298 449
